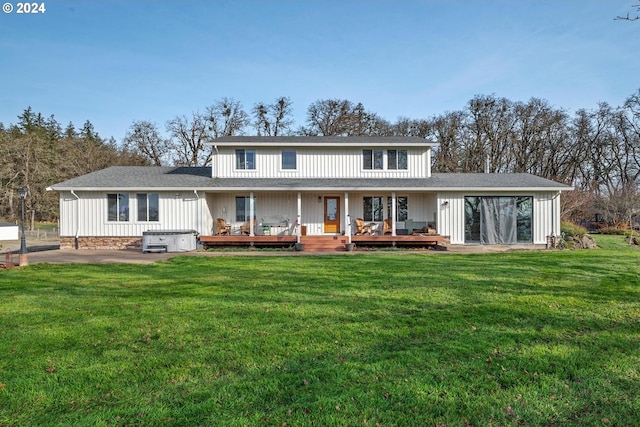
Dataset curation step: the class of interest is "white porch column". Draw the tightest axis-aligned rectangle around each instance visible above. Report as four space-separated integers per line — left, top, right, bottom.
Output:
391 192 397 236
345 192 351 244
249 192 255 236
297 192 302 243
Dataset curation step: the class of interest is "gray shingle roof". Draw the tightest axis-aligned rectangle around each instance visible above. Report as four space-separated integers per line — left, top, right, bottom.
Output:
48 166 571 191
48 167 214 190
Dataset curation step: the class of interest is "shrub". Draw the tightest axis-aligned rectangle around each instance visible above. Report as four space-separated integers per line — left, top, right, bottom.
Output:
598 227 639 237
561 221 587 237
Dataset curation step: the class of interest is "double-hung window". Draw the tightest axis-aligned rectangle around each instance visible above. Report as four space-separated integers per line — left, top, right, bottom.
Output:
107 193 129 222
363 196 384 221
137 193 159 222
236 196 256 222
236 149 256 170
363 149 383 170
387 196 408 221
281 150 296 170
387 149 408 170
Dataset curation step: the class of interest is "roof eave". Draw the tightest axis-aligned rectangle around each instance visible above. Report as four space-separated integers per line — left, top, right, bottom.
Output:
207 141 439 148
48 187 213 192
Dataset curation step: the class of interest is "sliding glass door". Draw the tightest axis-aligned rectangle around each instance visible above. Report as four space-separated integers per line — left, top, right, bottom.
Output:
465 196 532 244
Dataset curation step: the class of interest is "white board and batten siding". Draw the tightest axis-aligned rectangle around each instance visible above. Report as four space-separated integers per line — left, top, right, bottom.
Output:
58 191 213 237
213 147 432 179
437 191 561 245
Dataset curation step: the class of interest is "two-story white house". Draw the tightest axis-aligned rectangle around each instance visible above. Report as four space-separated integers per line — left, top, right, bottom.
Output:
48 136 571 250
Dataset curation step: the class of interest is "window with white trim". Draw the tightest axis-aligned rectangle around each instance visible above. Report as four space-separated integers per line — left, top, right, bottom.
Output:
107 193 129 222
281 150 296 170
236 196 256 222
387 196 408 221
387 149 408 170
235 149 256 170
363 196 384 221
363 150 383 170
137 193 159 222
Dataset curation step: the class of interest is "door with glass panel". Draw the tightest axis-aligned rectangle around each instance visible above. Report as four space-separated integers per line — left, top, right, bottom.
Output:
324 196 340 233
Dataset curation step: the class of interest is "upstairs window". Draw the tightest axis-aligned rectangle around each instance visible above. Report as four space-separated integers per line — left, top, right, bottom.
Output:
363 150 383 170
137 193 159 222
107 193 129 222
281 150 297 170
235 149 256 170
387 149 408 170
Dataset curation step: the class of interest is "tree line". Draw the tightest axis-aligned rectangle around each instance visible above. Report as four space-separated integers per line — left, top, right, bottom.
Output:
2 90 640 227
0 108 147 228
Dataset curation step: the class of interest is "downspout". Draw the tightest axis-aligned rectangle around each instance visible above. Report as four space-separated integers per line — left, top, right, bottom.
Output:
552 191 561 238
70 190 80 249
193 190 200 237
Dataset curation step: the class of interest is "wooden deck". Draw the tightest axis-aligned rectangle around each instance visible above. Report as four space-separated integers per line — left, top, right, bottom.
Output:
199 234 448 252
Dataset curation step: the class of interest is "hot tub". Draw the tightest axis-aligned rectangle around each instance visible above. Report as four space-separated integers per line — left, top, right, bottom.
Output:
142 230 197 253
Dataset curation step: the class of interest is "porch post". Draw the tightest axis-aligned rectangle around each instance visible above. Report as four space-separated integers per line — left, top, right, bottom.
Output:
345 192 351 244
391 192 397 236
249 192 255 236
297 192 301 243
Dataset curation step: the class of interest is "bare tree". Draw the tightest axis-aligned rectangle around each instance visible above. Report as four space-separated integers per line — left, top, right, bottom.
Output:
303 99 391 136
206 98 250 138
123 121 172 166
615 2 640 20
304 99 354 136
347 103 392 136
252 96 294 136
166 112 213 166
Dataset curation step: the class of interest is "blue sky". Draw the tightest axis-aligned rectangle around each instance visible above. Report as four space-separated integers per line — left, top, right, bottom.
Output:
1 0 638 142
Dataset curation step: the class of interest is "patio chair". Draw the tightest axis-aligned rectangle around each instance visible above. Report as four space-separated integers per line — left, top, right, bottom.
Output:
240 218 256 235
383 218 393 235
215 218 231 235
354 218 372 235
288 219 299 236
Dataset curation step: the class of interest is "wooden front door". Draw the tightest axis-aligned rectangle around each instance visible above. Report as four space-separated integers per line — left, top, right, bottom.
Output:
324 196 340 233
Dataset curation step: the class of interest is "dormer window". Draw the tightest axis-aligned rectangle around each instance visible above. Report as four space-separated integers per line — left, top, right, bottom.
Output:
363 149 383 170
236 149 256 170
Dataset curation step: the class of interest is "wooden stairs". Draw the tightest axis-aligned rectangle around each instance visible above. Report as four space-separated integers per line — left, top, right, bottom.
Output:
300 235 350 252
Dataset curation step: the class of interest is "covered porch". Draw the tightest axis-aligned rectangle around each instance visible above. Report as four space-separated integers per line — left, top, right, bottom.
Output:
200 188 445 251
199 234 447 252
203 189 440 237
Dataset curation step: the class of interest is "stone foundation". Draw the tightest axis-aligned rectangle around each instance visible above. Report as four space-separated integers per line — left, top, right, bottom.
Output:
60 236 142 250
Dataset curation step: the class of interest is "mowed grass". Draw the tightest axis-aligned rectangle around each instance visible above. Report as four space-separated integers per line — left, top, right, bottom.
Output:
0 236 638 426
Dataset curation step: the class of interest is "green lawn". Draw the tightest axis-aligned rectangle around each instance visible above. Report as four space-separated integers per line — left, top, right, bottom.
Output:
1 236 638 426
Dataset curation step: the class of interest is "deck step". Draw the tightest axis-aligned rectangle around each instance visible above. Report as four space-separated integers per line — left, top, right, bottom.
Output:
300 235 349 252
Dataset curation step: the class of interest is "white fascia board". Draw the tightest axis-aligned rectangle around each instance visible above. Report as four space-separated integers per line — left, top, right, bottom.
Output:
50 185 572 192
208 141 439 148
48 187 213 192
430 186 573 192
199 186 572 192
